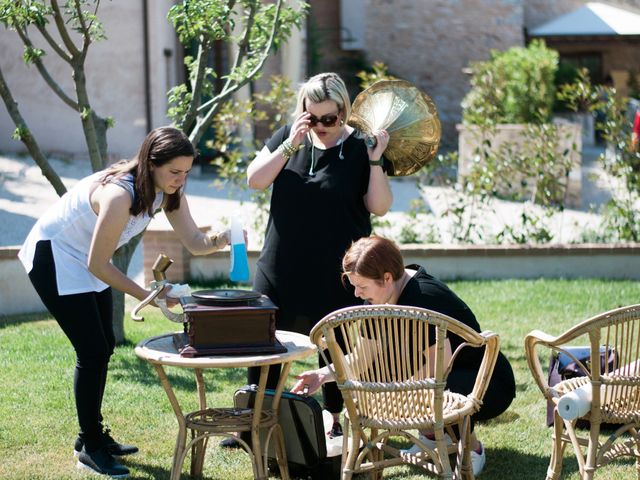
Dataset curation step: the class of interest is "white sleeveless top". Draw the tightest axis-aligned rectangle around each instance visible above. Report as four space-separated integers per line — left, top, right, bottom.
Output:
19 171 164 295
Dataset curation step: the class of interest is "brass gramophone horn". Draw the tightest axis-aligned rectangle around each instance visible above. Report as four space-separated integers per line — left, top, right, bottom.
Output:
348 79 441 176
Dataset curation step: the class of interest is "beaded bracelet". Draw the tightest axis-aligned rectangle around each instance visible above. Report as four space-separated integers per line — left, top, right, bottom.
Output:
278 139 298 159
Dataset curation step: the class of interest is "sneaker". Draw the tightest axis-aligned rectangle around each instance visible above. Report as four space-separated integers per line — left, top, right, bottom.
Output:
471 443 485 476
219 436 242 449
74 428 139 457
327 421 343 439
401 432 453 455
76 446 129 478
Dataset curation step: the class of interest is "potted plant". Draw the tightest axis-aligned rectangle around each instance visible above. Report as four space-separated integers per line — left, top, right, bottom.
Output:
457 40 582 208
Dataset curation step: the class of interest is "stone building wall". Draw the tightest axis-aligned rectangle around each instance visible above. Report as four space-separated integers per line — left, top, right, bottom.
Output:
361 0 524 147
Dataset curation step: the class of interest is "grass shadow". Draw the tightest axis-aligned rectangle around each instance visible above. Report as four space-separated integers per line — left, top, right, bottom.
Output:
481 446 569 478
337 440 559 479
111 349 247 394
123 458 172 480
0 311 51 329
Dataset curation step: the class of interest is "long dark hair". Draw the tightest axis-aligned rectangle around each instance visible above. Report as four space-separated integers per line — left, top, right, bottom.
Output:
102 127 195 216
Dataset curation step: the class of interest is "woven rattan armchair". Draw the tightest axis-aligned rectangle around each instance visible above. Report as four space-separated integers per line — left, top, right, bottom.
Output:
310 305 500 479
525 304 640 480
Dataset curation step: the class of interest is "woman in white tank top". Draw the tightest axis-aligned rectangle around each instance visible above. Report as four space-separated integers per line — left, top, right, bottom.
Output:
19 127 230 477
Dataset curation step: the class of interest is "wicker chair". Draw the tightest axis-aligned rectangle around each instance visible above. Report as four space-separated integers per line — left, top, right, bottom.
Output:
310 305 500 479
525 304 640 480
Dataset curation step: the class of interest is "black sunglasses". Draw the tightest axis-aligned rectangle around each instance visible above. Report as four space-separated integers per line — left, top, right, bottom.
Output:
308 112 340 127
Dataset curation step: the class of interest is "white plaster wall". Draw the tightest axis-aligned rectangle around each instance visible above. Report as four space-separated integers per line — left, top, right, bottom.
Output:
189 246 640 284
340 0 366 50
0 0 176 159
0 256 44 315
146 0 181 132
4 244 639 316
401 252 640 281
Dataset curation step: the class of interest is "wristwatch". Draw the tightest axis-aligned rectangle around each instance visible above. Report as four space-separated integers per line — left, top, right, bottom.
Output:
369 158 384 167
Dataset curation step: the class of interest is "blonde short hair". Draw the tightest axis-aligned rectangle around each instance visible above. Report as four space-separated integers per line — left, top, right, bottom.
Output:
294 72 351 120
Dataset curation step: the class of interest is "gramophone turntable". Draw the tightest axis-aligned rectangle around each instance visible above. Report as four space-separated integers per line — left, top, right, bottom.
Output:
175 289 284 357
131 254 285 357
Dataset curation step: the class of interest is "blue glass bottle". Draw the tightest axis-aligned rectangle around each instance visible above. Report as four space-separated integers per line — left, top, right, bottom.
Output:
229 217 250 282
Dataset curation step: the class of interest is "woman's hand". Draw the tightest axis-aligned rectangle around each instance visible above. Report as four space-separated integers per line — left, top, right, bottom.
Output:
160 285 181 308
150 285 180 308
215 228 248 247
217 228 232 248
247 114 310 190
290 369 330 395
367 129 390 162
288 111 312 147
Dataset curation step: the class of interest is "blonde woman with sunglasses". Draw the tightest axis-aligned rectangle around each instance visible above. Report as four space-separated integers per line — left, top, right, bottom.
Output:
241 72 392 443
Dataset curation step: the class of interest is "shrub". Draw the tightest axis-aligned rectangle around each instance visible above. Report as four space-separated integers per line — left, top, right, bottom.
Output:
462 40 558 125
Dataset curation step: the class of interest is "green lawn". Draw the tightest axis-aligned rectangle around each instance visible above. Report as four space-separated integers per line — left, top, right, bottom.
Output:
1 279 640 479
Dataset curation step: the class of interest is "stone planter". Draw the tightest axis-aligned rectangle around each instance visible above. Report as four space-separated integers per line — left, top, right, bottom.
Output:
457 122 582 208
554 112 595 147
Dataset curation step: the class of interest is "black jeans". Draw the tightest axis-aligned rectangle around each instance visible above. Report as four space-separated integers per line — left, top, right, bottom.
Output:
28 240 114 451
447 351 516 430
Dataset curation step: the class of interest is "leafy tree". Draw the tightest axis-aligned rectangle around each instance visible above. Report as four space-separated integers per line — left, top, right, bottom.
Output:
0 0 308 342
206 74 297 238
166 0 306 146
559 70 640 241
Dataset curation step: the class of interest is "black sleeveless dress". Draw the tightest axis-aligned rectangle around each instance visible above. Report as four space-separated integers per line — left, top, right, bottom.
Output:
254 124 373 335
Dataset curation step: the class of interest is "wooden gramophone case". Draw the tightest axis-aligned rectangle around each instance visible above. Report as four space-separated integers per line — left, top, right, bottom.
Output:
175 293 285 357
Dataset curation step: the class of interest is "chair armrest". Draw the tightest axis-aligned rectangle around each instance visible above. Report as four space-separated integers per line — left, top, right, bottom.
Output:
468 330 501 404
524 329 560 399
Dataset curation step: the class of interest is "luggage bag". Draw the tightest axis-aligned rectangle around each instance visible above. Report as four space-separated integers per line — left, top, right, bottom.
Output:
234 385 341 479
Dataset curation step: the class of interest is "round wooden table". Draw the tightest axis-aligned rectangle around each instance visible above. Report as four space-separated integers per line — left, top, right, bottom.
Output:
135 330 316 480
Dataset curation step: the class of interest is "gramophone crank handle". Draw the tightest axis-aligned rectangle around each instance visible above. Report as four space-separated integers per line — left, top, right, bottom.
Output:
131 253 173 322
155 297 185 323
131 282 166 322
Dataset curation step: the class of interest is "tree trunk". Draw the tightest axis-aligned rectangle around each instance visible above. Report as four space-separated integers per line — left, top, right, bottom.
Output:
91 111 109 163
111 232 144 344
0 67 67 196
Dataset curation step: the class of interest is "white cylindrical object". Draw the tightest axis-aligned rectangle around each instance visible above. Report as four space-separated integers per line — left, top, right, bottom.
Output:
230 216 244 245
322 409 333 433
556 359 640 421
557 383 592 420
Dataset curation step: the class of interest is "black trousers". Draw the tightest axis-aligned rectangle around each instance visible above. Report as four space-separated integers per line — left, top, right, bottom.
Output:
28 240 114 451
250 267 345 414
447 351 516 430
